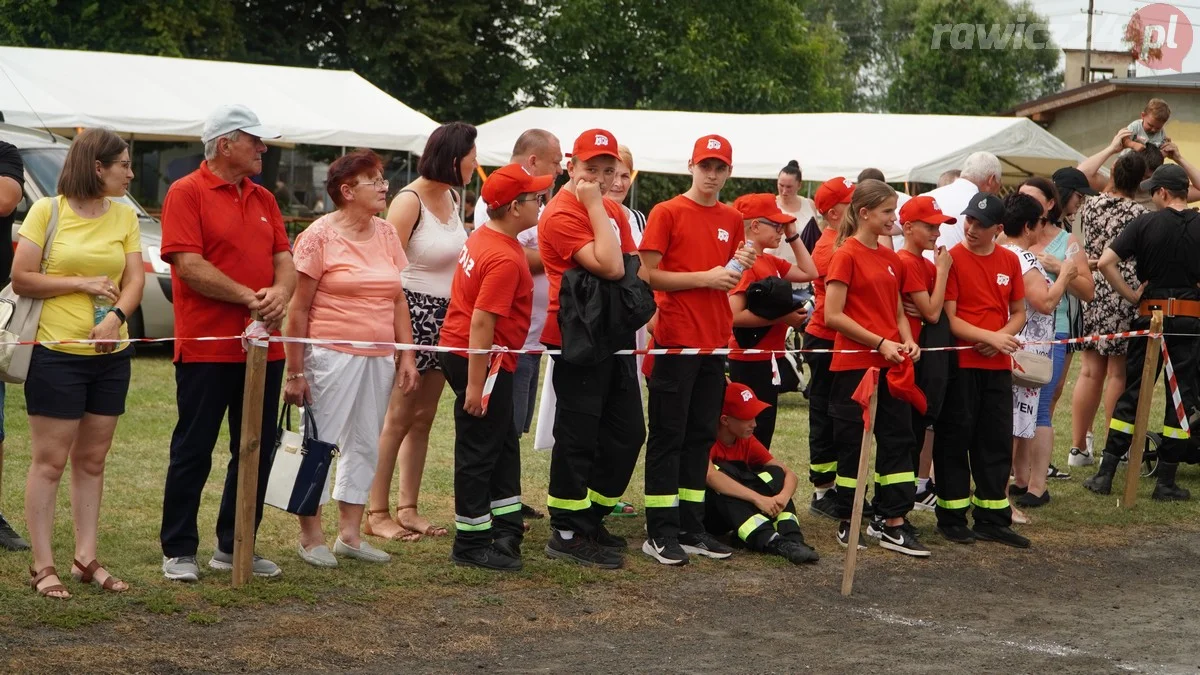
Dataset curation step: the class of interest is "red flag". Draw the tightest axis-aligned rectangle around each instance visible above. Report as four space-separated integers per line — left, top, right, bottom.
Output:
851 367 880 427
887 356 928 416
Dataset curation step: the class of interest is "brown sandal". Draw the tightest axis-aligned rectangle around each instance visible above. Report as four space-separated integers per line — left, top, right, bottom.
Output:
364 509 422 542
396 504 448 537
29 566 71 599
72 558 128 593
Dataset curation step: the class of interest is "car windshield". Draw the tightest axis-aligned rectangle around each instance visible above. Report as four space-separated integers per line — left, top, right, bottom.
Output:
19 147 154 221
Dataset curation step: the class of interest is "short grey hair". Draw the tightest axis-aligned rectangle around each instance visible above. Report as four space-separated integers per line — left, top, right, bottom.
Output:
203 129 242 161
960 151 1002 187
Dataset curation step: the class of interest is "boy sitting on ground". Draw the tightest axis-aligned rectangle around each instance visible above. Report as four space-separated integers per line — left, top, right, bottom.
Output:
703 383 819 565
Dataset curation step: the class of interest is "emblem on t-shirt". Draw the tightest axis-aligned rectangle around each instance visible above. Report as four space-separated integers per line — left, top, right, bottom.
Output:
740 390 753 402
717 228 730 242
887 265 895 277
707 139 722 150
996 273 1010 286
594 134 609 146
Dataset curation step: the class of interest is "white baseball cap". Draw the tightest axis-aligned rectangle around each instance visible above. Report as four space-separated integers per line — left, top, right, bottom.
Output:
201 104 281 144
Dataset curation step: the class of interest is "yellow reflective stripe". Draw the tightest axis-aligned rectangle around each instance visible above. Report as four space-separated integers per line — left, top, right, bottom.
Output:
1163 426 1191 439
775 511 798 524
587 489 620 508
455 520 492 532
937 497 970 510
971 495 1010 510
645 494 679 508
491 503 521 516
758 471 774 483
546 495 591 511
835 475 857 489
810 461 838 473
1109 418 1135 434
874 471 916 486
737 514 771 541
679 488 706 503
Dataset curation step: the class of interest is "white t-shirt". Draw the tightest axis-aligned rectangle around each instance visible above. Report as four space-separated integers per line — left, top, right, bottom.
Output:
477 196 549 350
766 195 818 266
919 178 980 255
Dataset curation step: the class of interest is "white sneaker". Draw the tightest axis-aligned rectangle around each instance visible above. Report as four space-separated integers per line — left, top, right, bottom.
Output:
334 537 391 563
1068 447 1095 467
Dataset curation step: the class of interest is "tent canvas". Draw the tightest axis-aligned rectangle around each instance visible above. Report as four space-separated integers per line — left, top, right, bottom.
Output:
0 46 438 153
476 107 1087 184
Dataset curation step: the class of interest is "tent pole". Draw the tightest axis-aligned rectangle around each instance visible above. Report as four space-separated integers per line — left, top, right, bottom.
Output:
406 152 412 183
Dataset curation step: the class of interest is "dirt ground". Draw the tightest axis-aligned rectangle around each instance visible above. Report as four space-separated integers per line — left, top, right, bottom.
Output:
4 527 1200 674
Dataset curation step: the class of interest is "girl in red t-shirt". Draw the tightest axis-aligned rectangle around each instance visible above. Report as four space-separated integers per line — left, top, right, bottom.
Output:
823 179 928 557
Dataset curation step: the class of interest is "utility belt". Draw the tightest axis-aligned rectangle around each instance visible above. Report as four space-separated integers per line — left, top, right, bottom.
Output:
1139 297 1200 319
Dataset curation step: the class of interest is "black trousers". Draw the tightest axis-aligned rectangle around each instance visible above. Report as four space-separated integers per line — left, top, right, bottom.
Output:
911 314 954 469
933 367 1013 528
645 352 726 539
441 353 524 554
160 360 285 558
546 350 645 535
829 368 916 520
803 332 838 485
704 462 802 550
728 359 778 448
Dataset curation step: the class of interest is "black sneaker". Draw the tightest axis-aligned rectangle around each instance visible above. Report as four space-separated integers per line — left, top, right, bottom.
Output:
973 524 1031 549
493 535 521 559
865 516 885 540
1046 464 1071 480
836 521 867 550
913 485 937 512
0 513 29 551
765 537 820 564
878 524 931 557
641 537 689 566
450 545 523 571
937 523 976 544
679 532 734 559
1007 483 1028 498
593 524 627 551
809 492 841 520
1015 489 1050 508
544 530 623 569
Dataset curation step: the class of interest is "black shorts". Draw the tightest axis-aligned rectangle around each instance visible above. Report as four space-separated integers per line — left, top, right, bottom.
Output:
25 345 133 419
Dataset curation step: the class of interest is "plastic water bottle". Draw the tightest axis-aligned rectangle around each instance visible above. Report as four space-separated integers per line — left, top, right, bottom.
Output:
726 242 755 274
92 294 113 325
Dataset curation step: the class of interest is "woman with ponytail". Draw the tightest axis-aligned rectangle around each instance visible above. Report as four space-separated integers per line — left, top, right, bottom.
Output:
775 160 820 254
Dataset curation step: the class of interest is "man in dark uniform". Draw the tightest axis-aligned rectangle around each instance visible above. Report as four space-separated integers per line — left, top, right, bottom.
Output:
1083 164 1200 500
0 140 27 551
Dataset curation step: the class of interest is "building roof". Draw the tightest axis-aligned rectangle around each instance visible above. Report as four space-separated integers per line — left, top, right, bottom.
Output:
1009 72 1200 119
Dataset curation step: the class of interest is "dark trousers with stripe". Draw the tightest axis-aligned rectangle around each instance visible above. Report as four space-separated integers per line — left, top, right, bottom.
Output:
728 358 778 448
546 351 645 535
803 332 838 485
829 368 916 520
441 353 524 555
1101 313 1200 464
704 462 803 550
645 352 725 540
933 367 1013 528
912 314 953 469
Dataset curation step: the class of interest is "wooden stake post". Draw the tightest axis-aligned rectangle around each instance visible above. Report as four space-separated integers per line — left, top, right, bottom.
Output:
841 376 879 597
1122 309 1164 510
233 315 269 587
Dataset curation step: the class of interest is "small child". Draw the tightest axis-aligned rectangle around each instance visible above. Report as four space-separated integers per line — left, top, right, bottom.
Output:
704 383 819 565
1124 98 1171 153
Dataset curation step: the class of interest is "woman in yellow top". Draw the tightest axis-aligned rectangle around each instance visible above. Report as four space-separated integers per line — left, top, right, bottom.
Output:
14 128 144 598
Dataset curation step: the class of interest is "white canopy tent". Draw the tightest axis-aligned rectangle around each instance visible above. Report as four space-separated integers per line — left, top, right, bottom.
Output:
0 46 438 152
476 107 1087 184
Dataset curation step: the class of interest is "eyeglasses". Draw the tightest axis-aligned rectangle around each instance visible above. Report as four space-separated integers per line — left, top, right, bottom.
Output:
755 218 785 230
357 179 390 190
517 193 547 206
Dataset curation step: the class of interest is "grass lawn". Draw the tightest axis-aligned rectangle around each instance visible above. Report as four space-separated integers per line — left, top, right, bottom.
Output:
0 346 1185 631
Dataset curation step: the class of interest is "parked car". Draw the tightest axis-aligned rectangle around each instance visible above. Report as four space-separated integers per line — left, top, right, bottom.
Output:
3 123 173 338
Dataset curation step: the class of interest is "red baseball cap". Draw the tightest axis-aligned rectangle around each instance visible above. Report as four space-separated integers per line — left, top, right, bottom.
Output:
733 193 796 225
481 163 555 210
569 129 620 162
899 195 955 225
723 382 771 420
692 134 732 165
814 177 855 215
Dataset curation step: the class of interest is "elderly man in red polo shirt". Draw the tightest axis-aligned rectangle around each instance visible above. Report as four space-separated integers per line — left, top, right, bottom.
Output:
159 104 296 582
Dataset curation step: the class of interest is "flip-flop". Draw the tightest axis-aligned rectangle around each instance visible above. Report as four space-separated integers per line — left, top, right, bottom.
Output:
611 501 637 517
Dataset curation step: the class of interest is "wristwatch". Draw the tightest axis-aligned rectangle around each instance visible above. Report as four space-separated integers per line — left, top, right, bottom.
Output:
785 233 800 244
107 307 127 324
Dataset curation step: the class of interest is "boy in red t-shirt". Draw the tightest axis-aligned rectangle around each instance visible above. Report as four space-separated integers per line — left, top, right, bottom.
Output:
538 129 645 570
439 163 549 571
638 134 753 565
728 193 817 448
896 196 954 511
933 192 1030 549
704 383 819 565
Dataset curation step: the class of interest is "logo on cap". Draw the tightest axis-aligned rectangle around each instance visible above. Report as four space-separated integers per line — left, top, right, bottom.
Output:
978 199 988 209
843 179 854 189
931 199 941 210
707 139 722 150
594 134 609 146
740 390 753 402
717 228 730 242
997 273 1010 286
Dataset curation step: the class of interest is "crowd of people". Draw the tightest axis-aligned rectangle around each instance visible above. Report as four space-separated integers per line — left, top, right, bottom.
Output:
5 97 1200 596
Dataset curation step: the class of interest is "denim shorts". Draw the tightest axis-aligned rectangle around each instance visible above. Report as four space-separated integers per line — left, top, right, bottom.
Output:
1036 332 1069 428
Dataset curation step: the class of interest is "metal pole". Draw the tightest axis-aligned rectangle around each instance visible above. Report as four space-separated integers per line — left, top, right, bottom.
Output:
1084 0 1095 84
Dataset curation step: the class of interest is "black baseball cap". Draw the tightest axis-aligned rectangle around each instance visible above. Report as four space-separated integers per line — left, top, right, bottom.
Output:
1052 167 1099 197
1140 164 1190 194
961 192 1005 227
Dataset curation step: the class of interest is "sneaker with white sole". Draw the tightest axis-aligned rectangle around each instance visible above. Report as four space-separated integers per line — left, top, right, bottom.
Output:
836 520 867 550
912 485 937 512
208 550 283 578
679 531 734 559
878 524 931 557
298 544 338 568
334 537 390 563
641 537 689 566
1046 464 1071 480
163 555 200 582
1068 447 1095 467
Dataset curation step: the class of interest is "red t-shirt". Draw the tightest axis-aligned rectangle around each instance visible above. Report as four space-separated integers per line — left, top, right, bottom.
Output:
537 189 635 347
729 252 792 362
710 435 774 467
160 162 291 363
826 238 919 371
804 227 838 341
897 249 937 341
640 195 744 348
439 226 533 373
945 244 1026 370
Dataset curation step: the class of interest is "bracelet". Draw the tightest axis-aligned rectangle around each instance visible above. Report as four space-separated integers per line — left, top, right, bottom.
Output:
785 233 800 244
286 372 306 382
107 307 127 324
875 337 885 351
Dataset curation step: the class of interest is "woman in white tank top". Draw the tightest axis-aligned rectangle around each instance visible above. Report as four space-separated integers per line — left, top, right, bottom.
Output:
366 122 476 541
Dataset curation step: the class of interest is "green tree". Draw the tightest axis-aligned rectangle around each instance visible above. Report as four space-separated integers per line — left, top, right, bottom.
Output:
885 0 1061 115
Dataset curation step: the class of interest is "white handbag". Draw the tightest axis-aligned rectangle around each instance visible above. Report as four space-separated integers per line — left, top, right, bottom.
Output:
0 197 60 384
1011 350 1053 389
265 406 334 515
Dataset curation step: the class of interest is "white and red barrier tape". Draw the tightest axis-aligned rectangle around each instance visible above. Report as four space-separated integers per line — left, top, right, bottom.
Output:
1161 338 1190 435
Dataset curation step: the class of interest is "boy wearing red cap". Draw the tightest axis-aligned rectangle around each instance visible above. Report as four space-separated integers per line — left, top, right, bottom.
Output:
704 383 819 565
439 163 550 571
639 134 752 565
538 129 645 569
728 193 817 448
